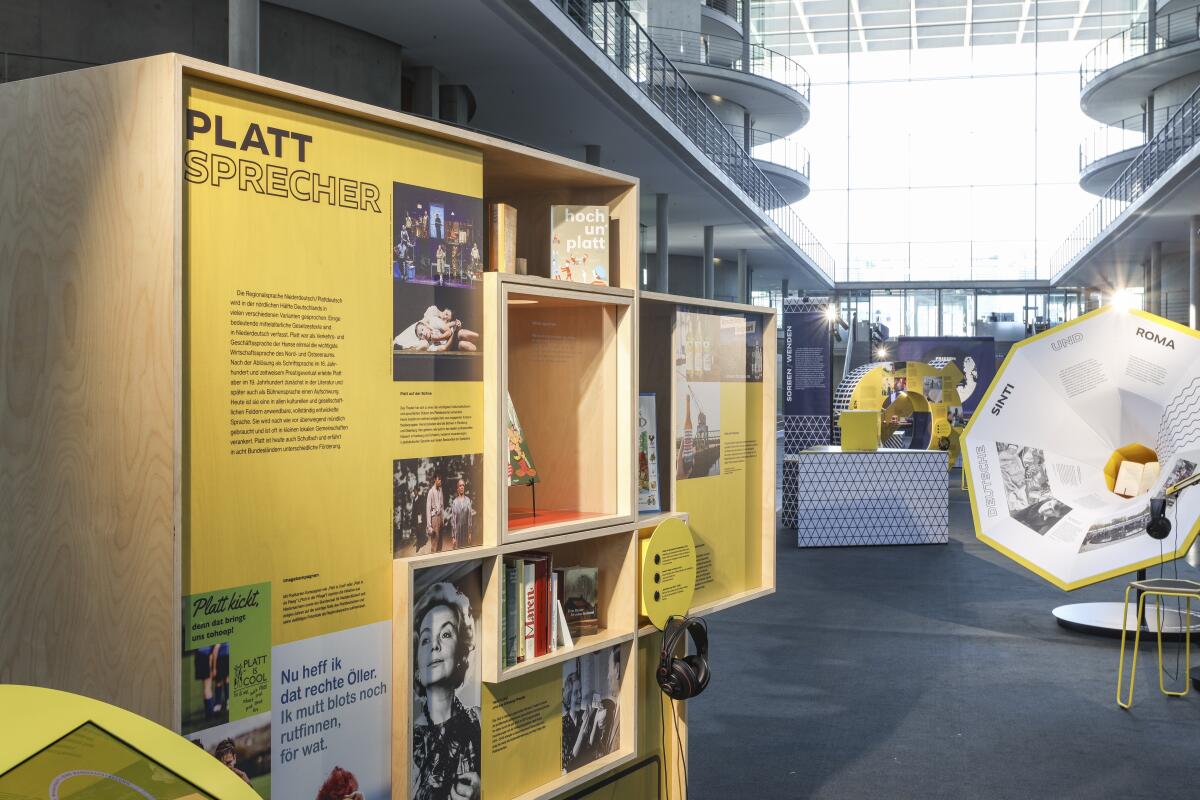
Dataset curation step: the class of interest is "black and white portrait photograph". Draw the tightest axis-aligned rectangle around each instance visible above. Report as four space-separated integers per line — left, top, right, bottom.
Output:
561 647 621 774
412 561 483 800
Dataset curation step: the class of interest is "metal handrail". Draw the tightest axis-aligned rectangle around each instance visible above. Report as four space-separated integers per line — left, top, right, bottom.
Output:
1052 84 1200 279
725 125 811 179
704 0 742 23
647 26 811 100
552 0 834 278
1080 8 1200 89
1079 104 1180 173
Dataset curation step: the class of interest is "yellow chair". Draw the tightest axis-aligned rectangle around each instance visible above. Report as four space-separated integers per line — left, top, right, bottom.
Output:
1116 578 1200 709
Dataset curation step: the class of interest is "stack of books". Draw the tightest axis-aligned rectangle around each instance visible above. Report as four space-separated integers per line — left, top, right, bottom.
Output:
501 556 600 667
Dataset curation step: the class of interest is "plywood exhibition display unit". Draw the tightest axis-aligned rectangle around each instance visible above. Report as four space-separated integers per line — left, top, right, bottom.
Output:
638 293 777 616
0 55 776 800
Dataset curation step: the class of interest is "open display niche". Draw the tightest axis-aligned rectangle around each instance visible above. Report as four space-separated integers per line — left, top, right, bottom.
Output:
638 292 778 615
481 525 638 682
486 273 636 543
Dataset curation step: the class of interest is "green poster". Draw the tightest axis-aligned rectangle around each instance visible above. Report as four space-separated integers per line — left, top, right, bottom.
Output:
181 582 271 735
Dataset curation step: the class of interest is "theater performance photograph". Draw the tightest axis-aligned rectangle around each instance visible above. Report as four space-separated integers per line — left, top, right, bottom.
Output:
392 183 484 381
393 453 483 558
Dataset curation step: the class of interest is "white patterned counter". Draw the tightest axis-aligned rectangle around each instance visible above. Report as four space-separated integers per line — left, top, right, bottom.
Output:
785 448 949 547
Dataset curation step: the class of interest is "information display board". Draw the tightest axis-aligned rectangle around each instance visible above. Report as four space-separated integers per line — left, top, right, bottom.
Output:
674 307 766 608
184 77 484 798
963 308 1200 589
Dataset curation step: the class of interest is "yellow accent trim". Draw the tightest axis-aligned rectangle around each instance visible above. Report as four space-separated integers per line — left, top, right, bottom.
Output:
961 307 1200 590
1117 583 1198 708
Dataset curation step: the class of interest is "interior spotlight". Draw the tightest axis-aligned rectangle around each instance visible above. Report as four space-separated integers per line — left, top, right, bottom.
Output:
875 346 889 360
824 306 839 322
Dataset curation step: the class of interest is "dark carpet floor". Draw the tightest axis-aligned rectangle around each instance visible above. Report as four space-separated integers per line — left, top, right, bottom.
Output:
688 467 1200 800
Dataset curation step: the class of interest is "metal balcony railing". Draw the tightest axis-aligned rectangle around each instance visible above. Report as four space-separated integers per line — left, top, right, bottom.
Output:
704 0 742 23
1080 8 1200 89
725 125 811 179
647 27 811 101
551 0 834 279
1079 104 1180 173
1052 84 1200 279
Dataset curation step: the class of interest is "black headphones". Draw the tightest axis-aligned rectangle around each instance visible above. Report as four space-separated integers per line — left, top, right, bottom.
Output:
1147 496 1172 541
657 615 710 700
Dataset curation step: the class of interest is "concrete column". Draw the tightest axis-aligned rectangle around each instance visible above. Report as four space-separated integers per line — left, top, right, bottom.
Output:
1191 216 1200 329
743 111 753 152
229 0 260 73
936 289 943 336
1148 1 1158 55
703 226 715 300
584 145 602 166
737 249 748 303
413 67 440 118
781 278 789 302
440 86 471 125
656 194 670 294
1151 241 1163 315
1145 96 1156 140
741 0 751 70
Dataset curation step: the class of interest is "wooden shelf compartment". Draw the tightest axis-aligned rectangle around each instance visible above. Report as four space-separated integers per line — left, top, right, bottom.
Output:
482 177 639 290
480 525 639 683
637 292 778 617
485 274 636 544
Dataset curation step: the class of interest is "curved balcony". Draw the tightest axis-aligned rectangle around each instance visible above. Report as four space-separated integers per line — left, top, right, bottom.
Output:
726 125 811 203
701 0 742 37
647 27 811 135
1080 8 1200 121
1051 92 1200 281
1079 104 1180 194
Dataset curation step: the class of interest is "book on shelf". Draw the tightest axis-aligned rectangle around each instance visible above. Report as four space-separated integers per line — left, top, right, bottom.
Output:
489 203 518 273
561 565 600 638
550 571 559 654
523 560 536 662
502 554 599 665
550 205 609 286
503 562 519 667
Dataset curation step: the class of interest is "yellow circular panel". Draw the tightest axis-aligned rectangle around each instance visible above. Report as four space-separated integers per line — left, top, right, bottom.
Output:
0 686 260 799
640 518 697 630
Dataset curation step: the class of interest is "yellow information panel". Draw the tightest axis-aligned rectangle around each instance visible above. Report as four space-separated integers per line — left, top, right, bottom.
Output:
639 518 697 629
184 78 485 798
674 309 765 608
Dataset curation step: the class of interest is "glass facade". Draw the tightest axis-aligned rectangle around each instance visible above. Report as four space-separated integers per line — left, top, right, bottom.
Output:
753 0 1144 283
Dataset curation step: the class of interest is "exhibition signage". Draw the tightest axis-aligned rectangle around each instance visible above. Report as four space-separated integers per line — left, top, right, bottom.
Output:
963 307 1200 590
895 337 996 419
184 78 485 798
674 307 765 608
781 296 831 452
